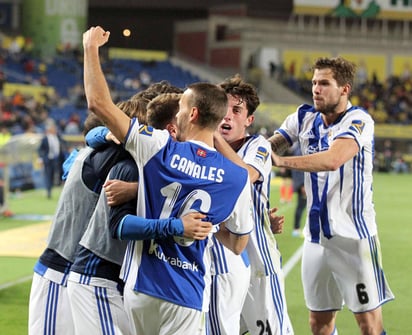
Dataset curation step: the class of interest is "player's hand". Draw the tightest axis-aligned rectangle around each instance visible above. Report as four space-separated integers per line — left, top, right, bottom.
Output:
181 212 212 240
105 131 121 144
269 207 284 234
271 151 281 167
83 26 110 50
104 180 137 206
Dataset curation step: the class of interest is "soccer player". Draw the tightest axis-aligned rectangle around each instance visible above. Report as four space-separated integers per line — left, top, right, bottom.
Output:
82 26 253 334
28 113 131 335
268 56 394 335
67 94 212 334
211 75 293 335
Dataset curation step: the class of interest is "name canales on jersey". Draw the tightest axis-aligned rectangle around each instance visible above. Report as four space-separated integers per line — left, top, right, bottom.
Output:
138 125 225 182
170 153 225 182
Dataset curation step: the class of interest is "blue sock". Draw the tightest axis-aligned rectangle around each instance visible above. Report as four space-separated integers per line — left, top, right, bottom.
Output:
381 331 386 335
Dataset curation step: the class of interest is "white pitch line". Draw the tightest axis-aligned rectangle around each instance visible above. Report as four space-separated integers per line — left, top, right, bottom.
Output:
283 244 304 277
0 275 32 291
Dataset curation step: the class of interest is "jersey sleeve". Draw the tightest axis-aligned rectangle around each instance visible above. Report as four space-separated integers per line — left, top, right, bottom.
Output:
276 104 311 144
125 118 170 166
241 136 271 183
224 176 254 235
62 148 79 181
334 108 374 149
85 126 109 148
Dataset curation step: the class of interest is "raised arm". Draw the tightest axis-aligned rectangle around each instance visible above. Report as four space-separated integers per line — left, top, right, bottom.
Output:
82 26 130 142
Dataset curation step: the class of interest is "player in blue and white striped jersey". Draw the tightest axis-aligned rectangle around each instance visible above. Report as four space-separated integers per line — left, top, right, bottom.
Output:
211 75 293 335
269 56 394 335
83 26 254 335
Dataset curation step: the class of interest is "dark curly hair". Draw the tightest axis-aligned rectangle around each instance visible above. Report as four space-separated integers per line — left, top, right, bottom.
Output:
218 74 260 116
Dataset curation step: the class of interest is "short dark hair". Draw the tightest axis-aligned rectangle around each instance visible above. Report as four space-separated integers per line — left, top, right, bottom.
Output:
83 112 104 135
147 93 181 129
128 80 184 123
313 56 356 88
187 82 228 130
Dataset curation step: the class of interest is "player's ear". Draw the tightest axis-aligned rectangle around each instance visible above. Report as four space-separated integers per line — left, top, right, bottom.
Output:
245 114 254 128
190 107 199 122
166 123 177 140
342 83 351 96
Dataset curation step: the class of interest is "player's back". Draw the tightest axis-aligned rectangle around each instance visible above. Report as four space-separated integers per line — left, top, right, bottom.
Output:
123 125 253 311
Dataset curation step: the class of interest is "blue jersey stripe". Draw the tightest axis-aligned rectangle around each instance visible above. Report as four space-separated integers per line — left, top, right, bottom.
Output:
320 177 331 238
309 172 321 243
44 282 59 335
269 274 285 332
208 275 221 334
121 241 134 283
252 184 274 275
211 235 228 274
95 286 115 335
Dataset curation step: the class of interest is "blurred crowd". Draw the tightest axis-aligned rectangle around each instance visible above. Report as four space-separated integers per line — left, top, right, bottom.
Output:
0 34 156 138
0 35 84 136
1 35 410 176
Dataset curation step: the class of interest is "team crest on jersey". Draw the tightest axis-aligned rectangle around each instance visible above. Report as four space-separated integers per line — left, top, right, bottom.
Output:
255 146 269 163
139 125 154 136
349 120 365 134
196 148 207 157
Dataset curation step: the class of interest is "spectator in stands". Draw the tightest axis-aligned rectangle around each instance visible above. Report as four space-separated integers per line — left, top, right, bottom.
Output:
0 70 5 98
8 36 22 61
269 61 277 78
392 152 409 174
38 120 67 198
64 112 81 134
23 58 35 74
383 140 393 172
0 125 11 145
139 69 152 89
11 90 25 108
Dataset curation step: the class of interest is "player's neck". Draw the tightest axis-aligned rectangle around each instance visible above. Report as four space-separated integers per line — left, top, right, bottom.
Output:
229 137 246 152
187 128 214 147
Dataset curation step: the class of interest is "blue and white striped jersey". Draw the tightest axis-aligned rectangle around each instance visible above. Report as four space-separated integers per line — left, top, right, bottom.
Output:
210 134 280 278
120 119 254 312
277 102 377 243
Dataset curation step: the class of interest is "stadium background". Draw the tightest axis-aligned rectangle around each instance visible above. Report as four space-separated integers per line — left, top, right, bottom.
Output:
0 1 411 334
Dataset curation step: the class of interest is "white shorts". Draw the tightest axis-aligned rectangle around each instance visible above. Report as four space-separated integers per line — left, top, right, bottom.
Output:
207 264 250 334
302 235 394 313
67 272 131 335
29 272 74 335
124 288 206 335
240 272 294 335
